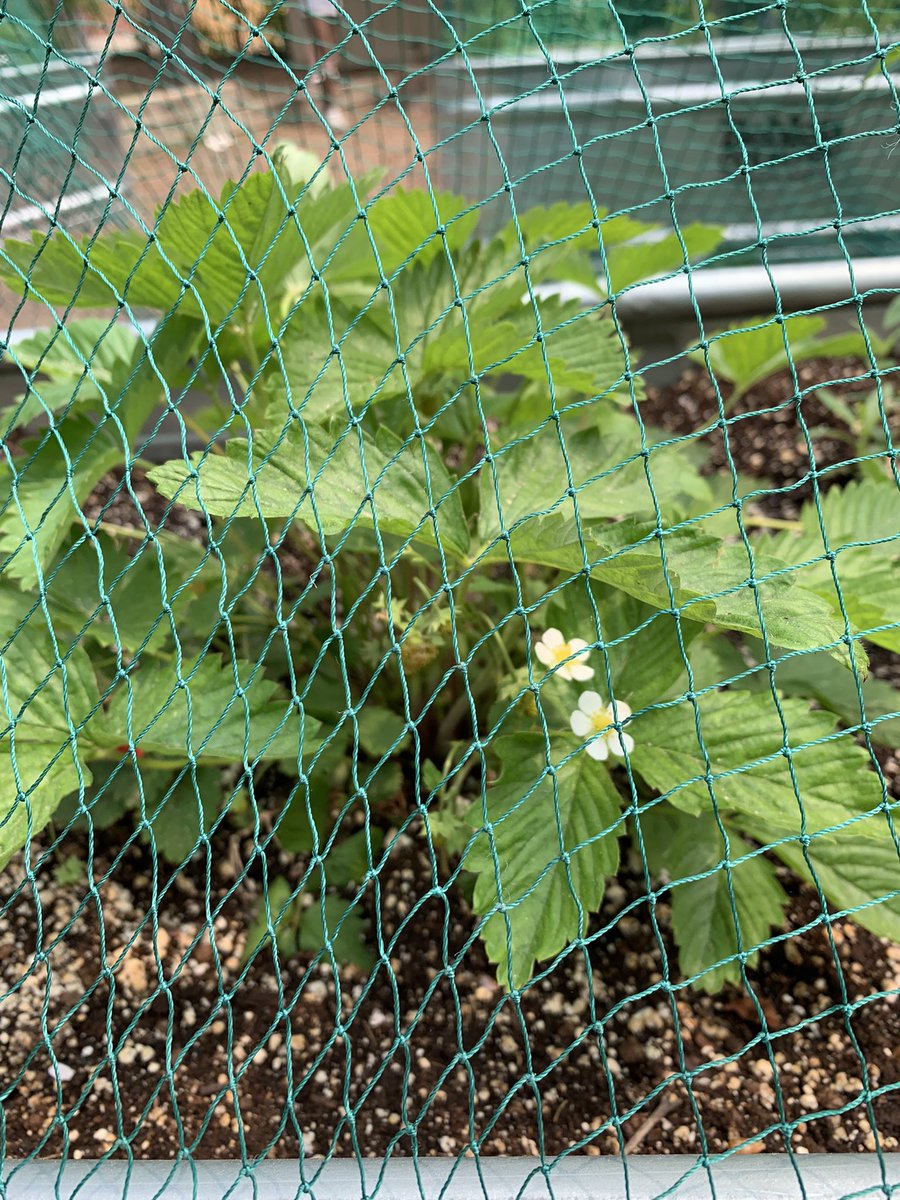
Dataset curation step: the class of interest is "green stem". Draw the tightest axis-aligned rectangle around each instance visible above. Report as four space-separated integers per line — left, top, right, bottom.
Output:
88 751 202 772
742 515 803 531
480 611 518 676
434 689 474 754
96 520 159 541
224 613 283 631
245 324 261 372
181 411 221 451
444 747 480 805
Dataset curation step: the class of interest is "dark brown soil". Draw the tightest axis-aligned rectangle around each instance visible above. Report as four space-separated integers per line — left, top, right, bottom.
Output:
81 466 205 540
2 817 900 1162
641 356 882 517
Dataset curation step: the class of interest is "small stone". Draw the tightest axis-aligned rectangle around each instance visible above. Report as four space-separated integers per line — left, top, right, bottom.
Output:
116 952 148 996
50 1062 75 1083
626 1006 664 1036
155 928 171 960
736 1140 765 1155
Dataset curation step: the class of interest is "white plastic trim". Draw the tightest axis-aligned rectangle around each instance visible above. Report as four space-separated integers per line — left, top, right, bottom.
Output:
3 1154 900 1199
614 254 900 321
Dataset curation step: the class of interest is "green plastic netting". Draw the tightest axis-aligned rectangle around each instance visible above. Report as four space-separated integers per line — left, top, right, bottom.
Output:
1 0 900 1194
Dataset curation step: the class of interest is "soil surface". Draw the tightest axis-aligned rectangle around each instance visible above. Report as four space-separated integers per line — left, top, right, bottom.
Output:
641 355 884 518
1 355 899 1162
81 466 203 537
2 824 900 1162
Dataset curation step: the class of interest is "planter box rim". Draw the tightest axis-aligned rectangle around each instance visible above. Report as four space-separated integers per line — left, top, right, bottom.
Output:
4 1154 900 1199
0 49 94 84
445 30 894 73
447 68 897 113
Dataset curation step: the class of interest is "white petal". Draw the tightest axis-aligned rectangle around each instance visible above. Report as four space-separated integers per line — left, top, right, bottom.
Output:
611 700 632 721
578 690 603 716
587 738 610 761
535 642 554 666
568 638 589 654
555 663 574 681
570 711 593 738
569 663 595 681
609 730 635 757
543 627 564 648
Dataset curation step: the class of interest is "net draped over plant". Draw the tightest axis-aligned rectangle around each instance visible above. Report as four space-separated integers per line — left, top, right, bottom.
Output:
0 0 899 1193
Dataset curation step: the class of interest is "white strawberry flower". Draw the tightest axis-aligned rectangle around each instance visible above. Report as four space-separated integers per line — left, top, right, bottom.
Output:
570 691 634 761
534 627 594 682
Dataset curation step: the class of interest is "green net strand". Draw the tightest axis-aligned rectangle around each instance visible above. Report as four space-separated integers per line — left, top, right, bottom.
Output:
1 0 900 1196
671 1 892 1177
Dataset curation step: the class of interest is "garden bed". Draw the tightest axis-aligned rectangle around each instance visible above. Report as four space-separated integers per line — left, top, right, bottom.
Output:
2 818 900 1160
640 355 880 517
2 349 897 1162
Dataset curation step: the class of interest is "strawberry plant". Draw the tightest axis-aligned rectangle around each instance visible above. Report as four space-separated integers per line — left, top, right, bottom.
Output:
2 146 898 992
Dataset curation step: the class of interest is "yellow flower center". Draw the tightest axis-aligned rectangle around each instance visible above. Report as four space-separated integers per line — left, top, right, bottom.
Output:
591 705 613 734
551 641 574 665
